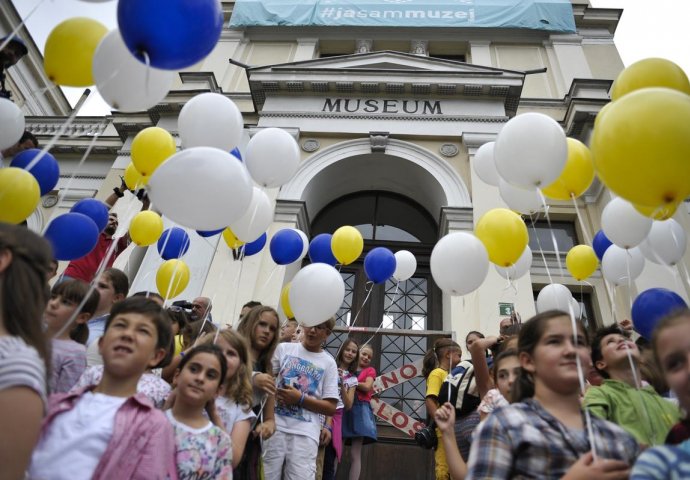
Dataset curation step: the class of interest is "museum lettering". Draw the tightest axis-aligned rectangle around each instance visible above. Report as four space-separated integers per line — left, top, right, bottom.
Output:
322 98 443 115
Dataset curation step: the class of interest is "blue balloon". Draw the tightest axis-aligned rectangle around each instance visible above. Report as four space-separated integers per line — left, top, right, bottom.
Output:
632 288 688 340
157 227 190 260
44 213 100 261
309 233 337 266
197 228 224 238
592 230 613 261
118 0 223 70
270 229 304 265
70 199 109 232
10 148 59 196
241 232 267 257
364 247 397 284
231 147 242 162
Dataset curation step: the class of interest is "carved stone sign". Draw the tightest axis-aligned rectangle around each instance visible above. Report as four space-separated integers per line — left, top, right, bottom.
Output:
322 98 442 115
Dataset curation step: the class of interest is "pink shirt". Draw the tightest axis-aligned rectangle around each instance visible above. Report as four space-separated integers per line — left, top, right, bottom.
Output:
356 367 377 402
40 386 178 480
63 234 127 282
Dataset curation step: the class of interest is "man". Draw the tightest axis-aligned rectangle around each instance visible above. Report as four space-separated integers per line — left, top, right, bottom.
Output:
191 296 213 323
0 130 38 167
239 300 262 320
0 36 28 100
85 268 129 365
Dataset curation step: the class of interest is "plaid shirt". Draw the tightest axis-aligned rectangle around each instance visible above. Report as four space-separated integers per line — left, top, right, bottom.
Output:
466 399 640 479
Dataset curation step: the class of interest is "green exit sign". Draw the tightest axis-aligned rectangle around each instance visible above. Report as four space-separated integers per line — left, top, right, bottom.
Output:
499 303 514 316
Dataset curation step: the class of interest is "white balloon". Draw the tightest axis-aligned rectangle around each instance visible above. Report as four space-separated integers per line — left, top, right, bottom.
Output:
245 128 300 188
495 246 532 280
601 246 645 286
289 263 345 327
494 112 567 189
178 93 244 151
431 232 489 296
499 179 543 215
147 147 252 231
295 229 309 262
601 197 652 249
229 187 273 243
639 219 687 266
473 142 500 187
0 98 25 151
569 297 582 320
393 250 417 282
536 284 572 313
93 29 174 112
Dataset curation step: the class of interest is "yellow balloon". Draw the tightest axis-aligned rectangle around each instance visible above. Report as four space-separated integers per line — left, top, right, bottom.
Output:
129 211 164 246
592 88 690 210
475 208 528 267
124 163 149 190
131 127 176 176
634 203 678 221
44 17 108 87
223 228 245 249
541 138 594 201
611 58 690 101
331 226 363 265
156 259 190 299
0 168 40 224
566 245 598 281
281 283 294 319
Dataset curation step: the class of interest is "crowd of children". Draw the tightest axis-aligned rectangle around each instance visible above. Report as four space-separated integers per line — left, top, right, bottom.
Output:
3 221 690 479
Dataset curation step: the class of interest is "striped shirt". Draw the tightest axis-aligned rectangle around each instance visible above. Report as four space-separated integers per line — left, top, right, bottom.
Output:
50 339 87 394
0 336 46 405
466 399 639 479
632 440 690 479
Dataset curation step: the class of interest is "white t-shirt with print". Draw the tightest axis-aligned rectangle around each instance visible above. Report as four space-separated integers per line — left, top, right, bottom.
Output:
271 343 339 444
216 397 255 432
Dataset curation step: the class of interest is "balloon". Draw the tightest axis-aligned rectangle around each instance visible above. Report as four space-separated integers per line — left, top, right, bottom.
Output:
593 230 613 261
231 147 242 162
178 93 244 151
129 211 164 246
245 128 300 188
494 112 567 189
92 29 174 112
117 0 223 70
270 229 305 265
229 187 273 243
592 88 690 210
475 208 528 267
44 213 100 261
157 227 190 260
498 179 542 215
601 197 652 249
632 288 688 340
70 199 109 232
124 162 149 190
156 259 190 299
430 232 489 296
0 98 24 150
569 297 582 320
638 219 687 266
473 142 500 186
566 245 598 281
9 149 59 196
280 283 294 319
309 234 338 266
541 138 595 201
44 17 108 86
611 58 690 101
222 228 244 249
393 250 417 282
197 228 224 238
331 226 364 266
130 127 176 176
295 229 309 262
634 203 678 221
536 284 572 313
495 246 532 280
289 263 345 327
364 247 396 284
147 147 253 231
241 232 267 257
0 168 40 224
601 246 644 286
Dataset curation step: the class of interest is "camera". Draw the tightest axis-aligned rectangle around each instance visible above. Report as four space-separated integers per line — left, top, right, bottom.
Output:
171 300 194 311
414 422 437 449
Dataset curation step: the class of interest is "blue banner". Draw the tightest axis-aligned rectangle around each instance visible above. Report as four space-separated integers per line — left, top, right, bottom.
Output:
230 0 575 32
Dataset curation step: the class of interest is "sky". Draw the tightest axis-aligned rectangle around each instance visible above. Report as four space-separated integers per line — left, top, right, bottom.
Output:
10 0 690 116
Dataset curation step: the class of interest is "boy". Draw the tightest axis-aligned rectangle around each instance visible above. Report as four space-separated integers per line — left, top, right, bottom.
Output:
263 317 339 480
584 324 681 446
29 297 178 480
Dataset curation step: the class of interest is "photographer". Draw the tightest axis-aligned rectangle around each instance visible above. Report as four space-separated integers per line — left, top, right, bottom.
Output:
0 36 29 100
0 130 38 168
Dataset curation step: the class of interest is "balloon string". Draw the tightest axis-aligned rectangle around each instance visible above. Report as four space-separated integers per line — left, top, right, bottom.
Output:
570 193 592 246
349 282 374 329
0 0 48 52
142 51 151 100
230 249 247 330
625 250 635 316
361 280 401 349
257 263 280 303
529 214 553 285
538 188 565 278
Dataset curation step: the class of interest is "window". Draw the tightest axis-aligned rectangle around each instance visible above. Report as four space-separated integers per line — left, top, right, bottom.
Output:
532 289 599 334
527 220 578 253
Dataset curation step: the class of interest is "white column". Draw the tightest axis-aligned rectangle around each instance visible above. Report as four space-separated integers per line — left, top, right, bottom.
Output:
294 38 319 61
547 34 592 96
469 40 492 67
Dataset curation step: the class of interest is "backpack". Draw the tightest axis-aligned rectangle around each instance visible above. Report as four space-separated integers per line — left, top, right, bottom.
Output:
437 360 481 417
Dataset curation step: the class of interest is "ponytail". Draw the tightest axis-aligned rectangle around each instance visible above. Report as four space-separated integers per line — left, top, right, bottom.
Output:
423 337 461 379
422 348 438 379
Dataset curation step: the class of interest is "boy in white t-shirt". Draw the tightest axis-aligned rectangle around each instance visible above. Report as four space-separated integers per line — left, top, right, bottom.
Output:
263 317 339 480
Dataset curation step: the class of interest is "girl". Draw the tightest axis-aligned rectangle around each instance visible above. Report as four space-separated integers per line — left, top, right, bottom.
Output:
167 344 233 479
0 224 53 479
343 343 378 480
467 310 639 479
422 338 462 480
45 279 99 393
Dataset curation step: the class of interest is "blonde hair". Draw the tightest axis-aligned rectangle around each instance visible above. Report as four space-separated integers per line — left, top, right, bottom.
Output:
199 329 253 409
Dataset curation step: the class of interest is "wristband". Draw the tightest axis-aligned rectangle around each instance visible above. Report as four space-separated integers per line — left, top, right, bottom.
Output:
298 392 306 406
113 187 125 198
324 425 332 432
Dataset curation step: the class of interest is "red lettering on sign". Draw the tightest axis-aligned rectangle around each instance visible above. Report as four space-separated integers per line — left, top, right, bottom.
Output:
392 412 408 429
400 364 417 380
375 401 390 421
380 372 399 390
